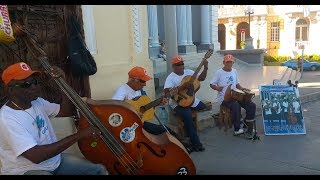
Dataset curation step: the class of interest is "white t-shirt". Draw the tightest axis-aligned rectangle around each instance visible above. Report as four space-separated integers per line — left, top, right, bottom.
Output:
0 97 61 175
292 101 301 113
164 69 200 109
112 83 142 101
210 68 239 105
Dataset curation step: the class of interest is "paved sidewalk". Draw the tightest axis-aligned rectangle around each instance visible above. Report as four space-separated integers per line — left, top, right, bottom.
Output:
191 71 320 175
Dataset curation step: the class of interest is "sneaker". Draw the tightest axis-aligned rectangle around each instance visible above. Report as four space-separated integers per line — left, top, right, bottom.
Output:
234 128 244 135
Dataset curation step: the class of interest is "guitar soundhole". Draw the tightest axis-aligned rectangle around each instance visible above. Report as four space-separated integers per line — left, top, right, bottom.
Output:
140 106 146 113
186 85 194 96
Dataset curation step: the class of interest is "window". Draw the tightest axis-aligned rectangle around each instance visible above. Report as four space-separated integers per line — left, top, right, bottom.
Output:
295 19 308 41
270 22 280 42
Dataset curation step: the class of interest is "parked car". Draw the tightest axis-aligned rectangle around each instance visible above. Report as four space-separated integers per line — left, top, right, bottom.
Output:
281 59 320 71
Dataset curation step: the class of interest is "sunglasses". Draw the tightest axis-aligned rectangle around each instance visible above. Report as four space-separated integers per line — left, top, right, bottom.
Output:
13 79 38 89
137 79 146 83
175 63 184 66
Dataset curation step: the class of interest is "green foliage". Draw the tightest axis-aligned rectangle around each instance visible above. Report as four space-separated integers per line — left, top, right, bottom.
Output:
298 54 320 62
264 54 320 66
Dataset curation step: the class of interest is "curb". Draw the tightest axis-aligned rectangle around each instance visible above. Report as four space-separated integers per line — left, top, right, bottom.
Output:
196 90 320 131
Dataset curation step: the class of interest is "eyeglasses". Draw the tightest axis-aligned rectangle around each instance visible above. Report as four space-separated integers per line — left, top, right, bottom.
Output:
137 79 146 84
13 79 38 89
175 63 184 66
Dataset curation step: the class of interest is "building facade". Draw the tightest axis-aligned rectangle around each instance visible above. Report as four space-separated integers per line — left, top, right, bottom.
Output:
218 5 320 57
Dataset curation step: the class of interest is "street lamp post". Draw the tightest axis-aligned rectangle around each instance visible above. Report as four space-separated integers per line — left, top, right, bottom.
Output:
244 5 254 49
244 5 254 38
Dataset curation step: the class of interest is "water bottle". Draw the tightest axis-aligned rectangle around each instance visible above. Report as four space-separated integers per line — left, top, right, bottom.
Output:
158 106 168 125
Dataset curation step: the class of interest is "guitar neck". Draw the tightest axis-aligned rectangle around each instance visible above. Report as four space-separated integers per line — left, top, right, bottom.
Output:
191 59 205 79
142 89 175 111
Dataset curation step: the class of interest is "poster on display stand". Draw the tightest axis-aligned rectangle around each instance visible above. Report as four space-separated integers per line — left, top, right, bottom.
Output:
259 85 306 135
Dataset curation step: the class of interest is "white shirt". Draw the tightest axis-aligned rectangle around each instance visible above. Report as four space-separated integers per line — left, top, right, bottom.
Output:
164 69 200 109
292 101 301 113
0 98 61 175
282 101 288 113
210 68 239 105
112 83 142 101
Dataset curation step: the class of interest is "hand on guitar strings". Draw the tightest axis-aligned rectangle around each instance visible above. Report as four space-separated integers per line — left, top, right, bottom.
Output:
159 97 168 106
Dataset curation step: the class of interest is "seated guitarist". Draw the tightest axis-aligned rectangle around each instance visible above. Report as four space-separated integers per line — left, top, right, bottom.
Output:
111 66 193 153
163 56 208 152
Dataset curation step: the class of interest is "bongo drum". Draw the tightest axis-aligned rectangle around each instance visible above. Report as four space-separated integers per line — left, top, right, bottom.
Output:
242 89 255 102
231 89 245 102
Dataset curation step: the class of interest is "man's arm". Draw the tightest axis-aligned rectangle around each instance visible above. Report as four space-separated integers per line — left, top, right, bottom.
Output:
197 59 209 81
22 127 99 164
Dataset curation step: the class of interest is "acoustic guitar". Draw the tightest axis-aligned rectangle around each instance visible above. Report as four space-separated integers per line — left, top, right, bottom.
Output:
173 49 213 107
126 88 178 122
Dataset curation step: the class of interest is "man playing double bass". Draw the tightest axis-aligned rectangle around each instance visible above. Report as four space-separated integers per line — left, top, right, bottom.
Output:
0 62 107 175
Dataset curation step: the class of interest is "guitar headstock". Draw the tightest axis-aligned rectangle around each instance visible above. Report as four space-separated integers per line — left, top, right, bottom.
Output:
204 49 213 60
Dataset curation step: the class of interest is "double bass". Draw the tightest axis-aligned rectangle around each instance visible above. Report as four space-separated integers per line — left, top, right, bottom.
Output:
15 23 196 175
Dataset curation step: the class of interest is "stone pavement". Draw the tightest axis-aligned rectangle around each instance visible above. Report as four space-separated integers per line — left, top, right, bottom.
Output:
191 71 320 175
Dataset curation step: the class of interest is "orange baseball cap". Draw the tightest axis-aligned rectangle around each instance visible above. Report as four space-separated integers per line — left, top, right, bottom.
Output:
128 66 152 81
171 56 184 64
224 54 235 62
2 62 41 85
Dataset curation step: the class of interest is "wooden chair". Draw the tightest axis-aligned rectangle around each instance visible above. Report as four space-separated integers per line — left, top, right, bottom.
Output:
174 110 198 138
218 105 233 132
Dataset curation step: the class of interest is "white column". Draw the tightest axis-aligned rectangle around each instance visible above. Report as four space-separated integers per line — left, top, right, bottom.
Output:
163 5 178 75
186 5 193 45
147 5 160 47
176 5 188 46
210 5 220 50
201 5 210 45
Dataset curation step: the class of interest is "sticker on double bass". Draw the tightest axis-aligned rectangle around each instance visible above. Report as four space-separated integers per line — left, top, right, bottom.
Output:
108 113 123 127
120 122 139 143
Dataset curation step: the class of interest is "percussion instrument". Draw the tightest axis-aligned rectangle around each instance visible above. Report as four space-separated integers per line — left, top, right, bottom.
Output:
242 89 255 102
231 89 245 102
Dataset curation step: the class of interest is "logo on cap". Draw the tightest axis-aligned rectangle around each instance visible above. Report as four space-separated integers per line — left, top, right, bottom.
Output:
20 63 30 71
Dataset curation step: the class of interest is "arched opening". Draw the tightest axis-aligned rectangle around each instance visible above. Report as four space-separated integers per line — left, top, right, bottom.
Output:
218 24 226 50
236 22 250 49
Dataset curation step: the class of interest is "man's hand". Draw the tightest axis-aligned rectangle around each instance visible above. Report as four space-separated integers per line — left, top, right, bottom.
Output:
203 59 209 70
78 126 101 139
216 86 223 92
47 66 66 79
159 97 168 106
242 88 251 92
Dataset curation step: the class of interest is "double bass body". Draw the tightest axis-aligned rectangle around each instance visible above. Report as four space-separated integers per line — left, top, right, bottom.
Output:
77 99 196 175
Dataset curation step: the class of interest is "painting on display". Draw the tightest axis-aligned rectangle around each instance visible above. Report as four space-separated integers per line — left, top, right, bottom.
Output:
259 85 306 135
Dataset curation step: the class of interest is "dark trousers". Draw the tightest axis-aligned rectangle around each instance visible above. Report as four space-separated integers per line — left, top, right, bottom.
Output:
174 101 206 146
143 121 169 135
222 100 256 131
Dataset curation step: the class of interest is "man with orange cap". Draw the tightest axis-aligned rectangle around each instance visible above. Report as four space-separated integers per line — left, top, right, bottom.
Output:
112 66 193 152
210 54 256 136
0 62 107 175
163 55 209 152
